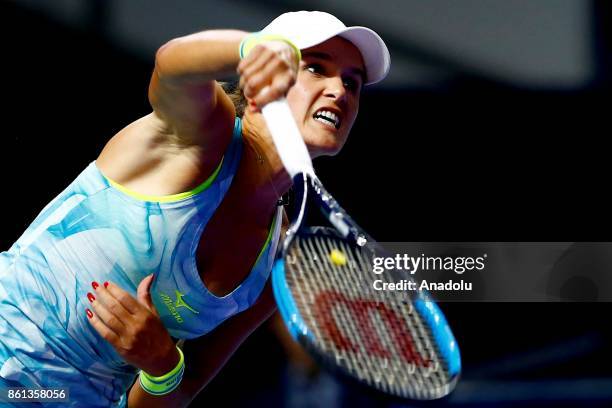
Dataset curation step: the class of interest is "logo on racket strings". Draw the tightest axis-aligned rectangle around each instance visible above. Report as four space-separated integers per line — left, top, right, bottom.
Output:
313 291 431 367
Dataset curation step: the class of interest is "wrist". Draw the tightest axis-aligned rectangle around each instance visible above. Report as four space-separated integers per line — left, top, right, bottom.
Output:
239 32 301 64
140 346 185 396
146 344 180 377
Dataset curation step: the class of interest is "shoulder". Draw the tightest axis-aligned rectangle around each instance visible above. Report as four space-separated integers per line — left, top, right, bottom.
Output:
96 111 232 196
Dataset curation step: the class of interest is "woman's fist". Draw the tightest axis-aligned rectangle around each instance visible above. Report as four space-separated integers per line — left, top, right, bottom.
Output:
237 39 299 110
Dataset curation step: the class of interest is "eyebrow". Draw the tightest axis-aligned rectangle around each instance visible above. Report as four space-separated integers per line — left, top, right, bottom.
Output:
302 51 366 83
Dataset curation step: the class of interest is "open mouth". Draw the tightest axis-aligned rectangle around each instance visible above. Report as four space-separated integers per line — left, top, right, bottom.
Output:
313 109 341 129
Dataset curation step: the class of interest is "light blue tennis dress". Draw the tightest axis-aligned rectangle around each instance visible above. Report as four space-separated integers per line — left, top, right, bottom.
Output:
0 118 282 407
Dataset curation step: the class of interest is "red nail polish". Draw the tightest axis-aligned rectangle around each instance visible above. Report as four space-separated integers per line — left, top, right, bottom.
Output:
92 282 99 290
103 282 109 289
86 309 93 318
87 293 95 303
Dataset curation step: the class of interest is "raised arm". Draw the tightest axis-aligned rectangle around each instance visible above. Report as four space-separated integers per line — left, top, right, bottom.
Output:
97 29 298 191
148 30 247 151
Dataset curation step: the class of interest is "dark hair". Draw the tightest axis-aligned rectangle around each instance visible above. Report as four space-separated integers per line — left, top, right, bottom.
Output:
220 81 247 118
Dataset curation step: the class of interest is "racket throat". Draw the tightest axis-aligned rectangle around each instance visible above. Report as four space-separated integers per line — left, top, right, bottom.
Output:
328 212 350 237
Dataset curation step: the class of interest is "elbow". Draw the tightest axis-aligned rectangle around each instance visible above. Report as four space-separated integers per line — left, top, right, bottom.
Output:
154 39 180 81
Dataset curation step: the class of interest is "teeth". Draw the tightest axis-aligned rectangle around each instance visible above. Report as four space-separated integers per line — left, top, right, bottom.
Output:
314 110 340 128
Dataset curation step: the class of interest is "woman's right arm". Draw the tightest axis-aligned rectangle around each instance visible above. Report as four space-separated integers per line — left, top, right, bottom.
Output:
150 29 299 148
98 29 298 185
96 30 248 190
148 30 248 151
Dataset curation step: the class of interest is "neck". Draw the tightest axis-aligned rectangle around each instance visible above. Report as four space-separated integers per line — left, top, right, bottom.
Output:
240 112 294 213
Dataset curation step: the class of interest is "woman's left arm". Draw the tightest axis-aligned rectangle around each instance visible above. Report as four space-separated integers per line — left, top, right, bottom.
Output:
87 274 276 407
126 281 277 407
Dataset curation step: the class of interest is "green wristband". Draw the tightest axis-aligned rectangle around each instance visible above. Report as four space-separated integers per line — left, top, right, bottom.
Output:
139 346 185 396
239 32 302 64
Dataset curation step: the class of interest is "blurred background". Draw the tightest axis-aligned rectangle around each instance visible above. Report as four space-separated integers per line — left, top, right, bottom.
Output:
1 0 612 406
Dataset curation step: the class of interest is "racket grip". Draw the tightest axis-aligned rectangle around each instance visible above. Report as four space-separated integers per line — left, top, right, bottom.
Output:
261 99 315 178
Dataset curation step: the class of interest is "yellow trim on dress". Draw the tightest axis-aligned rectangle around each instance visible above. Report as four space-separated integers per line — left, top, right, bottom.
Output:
104 158 224 203
253 210 279 265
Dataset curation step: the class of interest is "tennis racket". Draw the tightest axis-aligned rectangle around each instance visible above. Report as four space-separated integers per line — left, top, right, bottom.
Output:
262 99 461 400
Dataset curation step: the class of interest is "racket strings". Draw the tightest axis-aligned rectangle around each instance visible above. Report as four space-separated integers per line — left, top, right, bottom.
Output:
317 237 443 395
313 238 373 377
285 232 452 399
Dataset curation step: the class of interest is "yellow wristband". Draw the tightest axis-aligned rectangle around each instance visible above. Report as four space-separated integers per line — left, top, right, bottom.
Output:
239 33 302 65
139 346 185 396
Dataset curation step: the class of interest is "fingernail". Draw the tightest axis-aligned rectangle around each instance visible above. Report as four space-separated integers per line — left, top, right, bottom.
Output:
87 293 95 303
86 309 93 319
104 282 109 289
92 282 99 290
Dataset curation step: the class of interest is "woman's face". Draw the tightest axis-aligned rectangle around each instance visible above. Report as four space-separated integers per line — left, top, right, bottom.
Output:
286 36 365 158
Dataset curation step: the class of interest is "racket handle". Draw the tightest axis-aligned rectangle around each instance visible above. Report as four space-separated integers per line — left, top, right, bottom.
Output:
261 98 315 178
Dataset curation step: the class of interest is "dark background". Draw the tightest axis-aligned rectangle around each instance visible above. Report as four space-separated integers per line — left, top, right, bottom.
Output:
2 1 612 407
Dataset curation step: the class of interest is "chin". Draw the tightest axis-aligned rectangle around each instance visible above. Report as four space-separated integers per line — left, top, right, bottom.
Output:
323 144 343 156
304 135 344 158
307 143 343 158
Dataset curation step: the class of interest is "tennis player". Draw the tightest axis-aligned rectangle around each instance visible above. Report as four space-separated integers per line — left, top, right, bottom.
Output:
0 11 389 407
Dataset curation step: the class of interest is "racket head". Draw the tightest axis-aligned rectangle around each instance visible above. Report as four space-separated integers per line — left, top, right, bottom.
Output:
272 224 461 400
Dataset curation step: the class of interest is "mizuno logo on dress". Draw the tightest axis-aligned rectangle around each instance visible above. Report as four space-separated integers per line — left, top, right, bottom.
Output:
160 290 199 324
